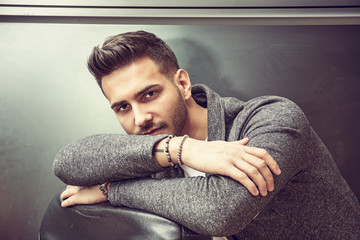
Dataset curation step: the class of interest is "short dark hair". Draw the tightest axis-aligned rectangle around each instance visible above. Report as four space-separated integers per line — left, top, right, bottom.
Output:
87 31 180 89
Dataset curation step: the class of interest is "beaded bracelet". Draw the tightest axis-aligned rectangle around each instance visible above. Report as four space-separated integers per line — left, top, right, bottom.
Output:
98 182 109 198
177 134 189 166
164 135 176 167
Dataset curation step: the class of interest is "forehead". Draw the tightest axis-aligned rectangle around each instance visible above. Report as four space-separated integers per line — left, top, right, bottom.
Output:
101 57 167 104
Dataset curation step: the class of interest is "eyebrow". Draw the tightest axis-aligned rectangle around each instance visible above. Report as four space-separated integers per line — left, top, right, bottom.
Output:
135 84 160 98
110 84 160 110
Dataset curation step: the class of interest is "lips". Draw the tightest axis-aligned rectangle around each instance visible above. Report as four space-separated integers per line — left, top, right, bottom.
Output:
138 121 168 135
144 127 162 136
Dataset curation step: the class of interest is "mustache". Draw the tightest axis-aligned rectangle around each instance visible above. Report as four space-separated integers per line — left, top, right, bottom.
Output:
136 121 168 135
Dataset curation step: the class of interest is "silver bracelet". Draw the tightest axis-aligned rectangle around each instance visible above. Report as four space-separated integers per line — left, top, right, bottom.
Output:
164 135 176 167
177 135 189 165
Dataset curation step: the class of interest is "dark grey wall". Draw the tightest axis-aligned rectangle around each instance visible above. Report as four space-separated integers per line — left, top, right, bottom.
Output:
0 24 359 239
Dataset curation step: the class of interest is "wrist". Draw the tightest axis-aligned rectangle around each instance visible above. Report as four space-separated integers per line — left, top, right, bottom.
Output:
153 135 191 167
98 182 110 199
178 137 198 166
153 138 169 167
177 135 188 165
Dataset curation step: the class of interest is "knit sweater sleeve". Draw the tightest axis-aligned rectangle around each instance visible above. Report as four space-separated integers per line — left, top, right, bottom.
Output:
107 97 313 236
53 134 167 185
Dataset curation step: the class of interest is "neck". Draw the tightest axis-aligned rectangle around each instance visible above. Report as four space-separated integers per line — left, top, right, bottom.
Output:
182 97 208 140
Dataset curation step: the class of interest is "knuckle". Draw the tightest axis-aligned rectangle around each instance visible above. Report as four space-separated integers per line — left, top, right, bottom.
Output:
258 148 268 157
219 163 233 175
248 167 259 176
237 172 248 181
258 161 267 169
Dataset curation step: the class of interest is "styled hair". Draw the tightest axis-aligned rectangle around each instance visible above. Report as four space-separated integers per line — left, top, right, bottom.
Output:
87 30 180 89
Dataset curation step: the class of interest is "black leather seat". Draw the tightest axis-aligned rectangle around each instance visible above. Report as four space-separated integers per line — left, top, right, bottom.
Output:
39 193 210 240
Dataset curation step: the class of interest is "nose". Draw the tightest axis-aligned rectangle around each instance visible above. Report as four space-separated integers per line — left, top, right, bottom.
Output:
133 107 152 127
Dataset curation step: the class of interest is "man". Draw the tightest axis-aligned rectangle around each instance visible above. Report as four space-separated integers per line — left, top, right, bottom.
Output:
54 31 360 239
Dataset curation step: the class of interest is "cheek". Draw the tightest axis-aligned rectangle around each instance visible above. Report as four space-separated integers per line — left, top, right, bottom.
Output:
116 115 133 133
159 99 179 119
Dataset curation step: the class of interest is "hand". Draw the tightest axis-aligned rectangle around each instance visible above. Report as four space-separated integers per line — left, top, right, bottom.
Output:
60 185 108 207
182 137 281 197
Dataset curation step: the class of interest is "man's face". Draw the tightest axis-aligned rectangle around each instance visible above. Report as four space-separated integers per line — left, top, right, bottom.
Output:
101 57 188 136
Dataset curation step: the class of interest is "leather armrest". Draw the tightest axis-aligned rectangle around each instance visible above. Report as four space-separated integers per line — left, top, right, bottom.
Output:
39 193 211 240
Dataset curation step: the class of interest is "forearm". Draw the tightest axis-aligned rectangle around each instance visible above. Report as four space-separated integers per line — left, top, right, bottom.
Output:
108 176 267 236
53 134 167 185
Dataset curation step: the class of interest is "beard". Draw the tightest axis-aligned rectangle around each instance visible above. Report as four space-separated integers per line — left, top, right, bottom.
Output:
136 85 188 136
171 87 188 136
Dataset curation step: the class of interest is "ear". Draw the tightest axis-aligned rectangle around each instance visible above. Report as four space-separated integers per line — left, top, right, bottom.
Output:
174 69 192 100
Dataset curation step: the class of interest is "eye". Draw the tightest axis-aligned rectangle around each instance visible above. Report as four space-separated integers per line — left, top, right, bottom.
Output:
114 103 130 113
143 90 158 101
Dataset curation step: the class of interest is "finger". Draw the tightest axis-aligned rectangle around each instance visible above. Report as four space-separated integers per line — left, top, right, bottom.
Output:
60 189 70 200
233 160 268 196
61 186 80 200
227 168 260 196
238 138 249 145
245 147 281 175
242 154 274 192
61 195 77 207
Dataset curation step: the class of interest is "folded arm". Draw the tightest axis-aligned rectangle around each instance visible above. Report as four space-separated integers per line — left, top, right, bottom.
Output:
54 134 280 196
55 97 310 235
105 98 312 236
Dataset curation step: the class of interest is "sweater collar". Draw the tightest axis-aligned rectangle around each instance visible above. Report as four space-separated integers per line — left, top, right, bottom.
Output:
191 84 226 141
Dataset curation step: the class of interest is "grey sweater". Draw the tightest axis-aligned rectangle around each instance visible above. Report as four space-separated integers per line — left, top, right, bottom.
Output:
54 84 360 239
